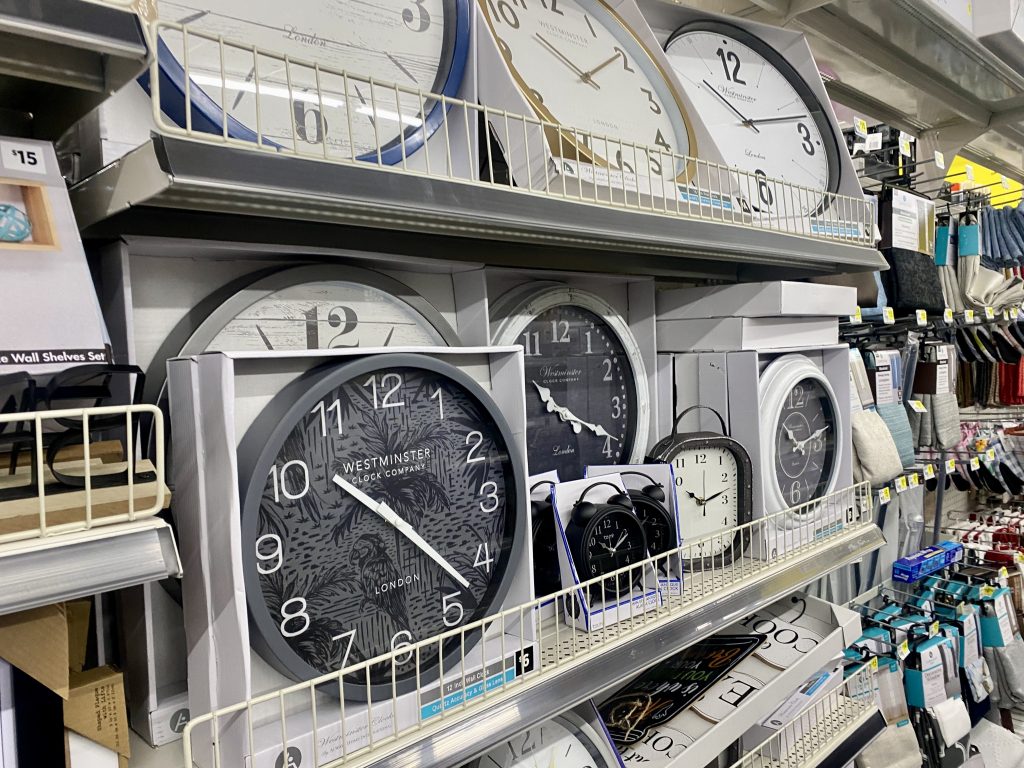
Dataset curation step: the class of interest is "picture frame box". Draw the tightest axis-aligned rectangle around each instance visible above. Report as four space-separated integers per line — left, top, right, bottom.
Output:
166 346 536 767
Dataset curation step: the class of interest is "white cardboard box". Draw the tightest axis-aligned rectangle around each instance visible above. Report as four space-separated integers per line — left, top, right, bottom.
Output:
656 282 857 321
657 316 838 353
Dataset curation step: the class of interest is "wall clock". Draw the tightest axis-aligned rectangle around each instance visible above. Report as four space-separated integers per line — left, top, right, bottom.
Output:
478 0 696 184
150 0 471 162
664 20 841 217
465 710 618 768
490 284 649 480
236 353 525 699
759 354 841 517
646 406 752 570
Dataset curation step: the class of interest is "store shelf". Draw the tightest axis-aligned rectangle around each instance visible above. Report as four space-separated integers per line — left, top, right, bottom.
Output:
0 0 149 138
0 518 181 615
183 484 883 768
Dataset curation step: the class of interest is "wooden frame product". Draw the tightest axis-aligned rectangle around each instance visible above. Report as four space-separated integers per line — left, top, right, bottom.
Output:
0 178 58 251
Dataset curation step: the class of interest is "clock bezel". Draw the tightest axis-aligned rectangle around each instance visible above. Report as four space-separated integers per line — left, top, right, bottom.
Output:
145 0 472 164
235 352 527 700
649 432 753 570
758 354 842 519
490 283 650 473
567 503 648 602
627 488 675 560
466 709 618 768
477 0 698 182
664 19 843 216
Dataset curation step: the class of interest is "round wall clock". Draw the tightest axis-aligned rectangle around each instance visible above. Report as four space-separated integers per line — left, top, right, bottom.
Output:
465 710 618 768
478 0 696 183
150 0 471 163
490 284 649 480
664 20 841 217
236 353 525 698
759 355 841 518
647 406 752 570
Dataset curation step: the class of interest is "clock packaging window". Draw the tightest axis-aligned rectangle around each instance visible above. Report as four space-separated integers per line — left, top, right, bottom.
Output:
166 346 535 768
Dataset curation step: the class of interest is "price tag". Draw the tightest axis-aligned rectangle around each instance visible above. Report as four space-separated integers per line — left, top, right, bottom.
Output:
1004 310 1011 322
870 656 879 671
898 640 910 660
943 307 954 324
916 309 928 326
1002 175 1011 190
899 131 913 158
909 400 928 413
0 140 46 175
883 307 895 325
930 621 940 637
1015 552 1024 564
985 306 996 320
982 585 996 598
854 117 868 138
909 473 920 488
1012 307 1020 320
970 457 981 470
879 487 892 504
987 448 997 461
966 164 975 182
850 306 863 324
895 476 909 494
1000 566 1009 578
946 459 957 474
923 464 936 480
965 309 976 323
934 150 946 170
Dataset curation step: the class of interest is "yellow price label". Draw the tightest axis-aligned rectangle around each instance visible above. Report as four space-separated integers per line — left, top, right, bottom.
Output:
943 307 954 323
909 400 927 413
870 656 879 671
965 309 976 323
1004 310 1011 322
930 621 940 637
1015 552 1024 565
850 306 863 324
1012 307 1020 320
987 448 997 461
916 309 928 326
971 457 981 470
854 117 868 137
982 585 996 597
899 132 913 158
1000 566 1009 578
883 307 895 325
986 306 996 320
934 150 946 170
946 459 957 473
895 476 909 493
898 640 910 659
909 473 920 488
924 464 936 480
879 487 892 504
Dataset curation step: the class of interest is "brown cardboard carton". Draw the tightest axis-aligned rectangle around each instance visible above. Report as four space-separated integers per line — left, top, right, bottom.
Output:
64 667 130 759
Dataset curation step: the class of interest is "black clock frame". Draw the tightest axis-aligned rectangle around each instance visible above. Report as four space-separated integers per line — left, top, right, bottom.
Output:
618 470 675 562
665 19 843 218
647 406 753 570
530 480 562 600
236 353 527 701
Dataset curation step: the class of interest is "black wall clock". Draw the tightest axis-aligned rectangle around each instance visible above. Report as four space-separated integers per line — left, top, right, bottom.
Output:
490 284 649 480
237 353 525 700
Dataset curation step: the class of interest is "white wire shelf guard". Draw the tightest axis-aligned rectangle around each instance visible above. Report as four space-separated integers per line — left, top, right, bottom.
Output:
182 482 876 768
147 19 873 247
727 663 878 768
0 403 166 545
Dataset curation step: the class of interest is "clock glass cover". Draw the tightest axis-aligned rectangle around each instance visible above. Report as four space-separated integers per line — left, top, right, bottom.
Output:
238 355 523 697
774 376 838 507
580 509 647 599
665 21 840 216
467 712 616 768
672 444 740 559
480 0 694 182
154 0 470 161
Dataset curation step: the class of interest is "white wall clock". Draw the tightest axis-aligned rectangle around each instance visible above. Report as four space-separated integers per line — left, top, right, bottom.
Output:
759 354 841 518
149 0 471 162
478 0 696 185
466 710 619 768
664 20 841 217
490 283 649 480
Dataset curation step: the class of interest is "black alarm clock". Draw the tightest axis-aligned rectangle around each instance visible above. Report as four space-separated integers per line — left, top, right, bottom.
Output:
618 471 675 560
564 481 648 602
647 406 753 570
530 480 562 600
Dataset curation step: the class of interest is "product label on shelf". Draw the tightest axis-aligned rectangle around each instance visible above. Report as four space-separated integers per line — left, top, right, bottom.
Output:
899 132 913 158
943 307 954 323
916 309 928 326
895 476 909 494
0 140 46 174
986 306 996 320
970 457 981 470
1013 307 1021 320
934 151 946 170
909 473 920 488
854 117 868 138
924 464 935 480
850 306 863 324
965 309 975 323
883 307 896 325
966 164 975 182
909 400 928 413
987 449 997 462
879 487 892 504
946 459 957 474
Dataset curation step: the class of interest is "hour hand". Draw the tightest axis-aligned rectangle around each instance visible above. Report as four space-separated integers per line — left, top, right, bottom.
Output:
795 426 829 454
531 381 619 441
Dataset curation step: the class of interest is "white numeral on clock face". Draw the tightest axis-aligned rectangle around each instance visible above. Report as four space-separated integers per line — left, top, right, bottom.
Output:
466 431 485 463
270 460 310 502
480 481 500 512
280 597 311 637
311 398 343 436
522 330 541 356
430 387 443 418
333 628 357 670
364 372 405 409
611 395 622 419
602 435 614 458
551 319 570 342
443 591 464 627
474 542 495 572
602 358 613 381
391 630 414 665
255 533 284 574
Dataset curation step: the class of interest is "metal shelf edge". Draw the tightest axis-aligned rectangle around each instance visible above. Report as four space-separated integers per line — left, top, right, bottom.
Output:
803 707 886 768
343 523 884 768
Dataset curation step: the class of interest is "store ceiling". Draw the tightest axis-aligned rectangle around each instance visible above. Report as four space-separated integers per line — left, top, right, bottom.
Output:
664 0 1024 184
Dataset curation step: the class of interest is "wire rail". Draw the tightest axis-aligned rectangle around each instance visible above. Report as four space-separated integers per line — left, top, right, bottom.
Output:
0 404 165 544
182 482 872 768
729 663 876 768
145 19 873 246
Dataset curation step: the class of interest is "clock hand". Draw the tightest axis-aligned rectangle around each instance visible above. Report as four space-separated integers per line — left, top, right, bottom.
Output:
783 425 800 447
612 531 628 553
703 488 728 504
794 426 829 454
332 474 470 588
531 381 620 441
535 33 601 90
582 51 619 82
748 114 810 125
701 79 759 133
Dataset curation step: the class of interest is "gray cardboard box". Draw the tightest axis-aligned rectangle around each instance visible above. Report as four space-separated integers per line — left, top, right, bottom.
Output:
656 282 856 321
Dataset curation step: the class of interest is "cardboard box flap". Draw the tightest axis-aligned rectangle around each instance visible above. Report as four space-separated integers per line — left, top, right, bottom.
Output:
64 667 130 758
0 603 70 698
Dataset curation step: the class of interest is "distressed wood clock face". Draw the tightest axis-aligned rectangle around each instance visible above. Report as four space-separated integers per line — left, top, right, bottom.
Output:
238 356 523 696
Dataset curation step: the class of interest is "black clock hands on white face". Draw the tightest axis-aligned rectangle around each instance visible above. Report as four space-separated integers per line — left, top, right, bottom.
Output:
331 474 470 588
701 79 759 133
532 381 621 441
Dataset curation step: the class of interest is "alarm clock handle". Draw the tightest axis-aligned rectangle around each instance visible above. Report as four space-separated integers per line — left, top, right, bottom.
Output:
673 404 728 437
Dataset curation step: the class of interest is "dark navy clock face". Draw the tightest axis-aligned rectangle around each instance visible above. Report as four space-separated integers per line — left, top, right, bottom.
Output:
581 511 646 599
522 305 636 479
774 377 837 507
239 357 522 694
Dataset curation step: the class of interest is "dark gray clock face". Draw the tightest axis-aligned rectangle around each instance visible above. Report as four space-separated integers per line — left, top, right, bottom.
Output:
240 360 520 691
522 305 636 479
581 511 647 599
774 378 837 507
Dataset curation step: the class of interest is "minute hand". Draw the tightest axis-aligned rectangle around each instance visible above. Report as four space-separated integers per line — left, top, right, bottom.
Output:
332 474 470 588
794 426 829 455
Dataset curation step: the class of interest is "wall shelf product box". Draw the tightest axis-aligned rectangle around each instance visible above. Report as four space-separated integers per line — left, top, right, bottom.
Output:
656 282 857 321
656 316 839 353
167 346 536 768
551 475 662 632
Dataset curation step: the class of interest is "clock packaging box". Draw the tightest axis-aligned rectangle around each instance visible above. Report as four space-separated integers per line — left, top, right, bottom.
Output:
585 463 682 596
92 238 494 744
656 282 858 321
551 475 662 632
167 346 536 768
